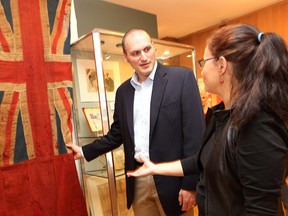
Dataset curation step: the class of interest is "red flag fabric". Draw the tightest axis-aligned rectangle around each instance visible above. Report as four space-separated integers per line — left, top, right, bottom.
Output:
0 0 87 215
0 154 87 215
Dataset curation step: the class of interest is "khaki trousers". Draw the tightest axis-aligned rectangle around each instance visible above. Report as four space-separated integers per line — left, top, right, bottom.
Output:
132 175 166 216
132 175 194 216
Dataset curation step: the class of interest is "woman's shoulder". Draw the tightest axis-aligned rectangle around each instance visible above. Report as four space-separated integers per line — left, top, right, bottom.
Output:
239 108 288 145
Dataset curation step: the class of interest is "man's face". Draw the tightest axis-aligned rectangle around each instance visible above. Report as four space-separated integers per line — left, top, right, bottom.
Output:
123 30 156 83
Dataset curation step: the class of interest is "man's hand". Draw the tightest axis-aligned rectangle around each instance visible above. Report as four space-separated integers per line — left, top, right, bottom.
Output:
178 189 196 211
66 143 83 160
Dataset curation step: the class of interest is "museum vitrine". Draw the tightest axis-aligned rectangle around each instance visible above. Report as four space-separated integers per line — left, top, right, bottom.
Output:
70 28 197 216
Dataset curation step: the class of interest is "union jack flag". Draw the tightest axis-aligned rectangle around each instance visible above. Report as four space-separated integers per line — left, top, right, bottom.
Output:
0 0 87 215
0 0 73 165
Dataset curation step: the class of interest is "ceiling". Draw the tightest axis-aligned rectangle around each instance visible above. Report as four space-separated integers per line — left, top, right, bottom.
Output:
103 0 284 39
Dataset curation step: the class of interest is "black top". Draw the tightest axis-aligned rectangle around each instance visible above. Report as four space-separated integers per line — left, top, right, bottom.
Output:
181 102 288 215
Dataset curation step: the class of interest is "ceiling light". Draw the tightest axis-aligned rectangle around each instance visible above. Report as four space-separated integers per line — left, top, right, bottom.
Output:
163 50 170 55
104 53 111 60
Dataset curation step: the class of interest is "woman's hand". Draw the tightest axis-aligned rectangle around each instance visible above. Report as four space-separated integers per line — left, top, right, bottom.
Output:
127 155 155 177
127 155 184 177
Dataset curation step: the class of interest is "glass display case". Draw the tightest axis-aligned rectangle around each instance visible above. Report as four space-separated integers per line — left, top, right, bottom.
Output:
70 28 197 216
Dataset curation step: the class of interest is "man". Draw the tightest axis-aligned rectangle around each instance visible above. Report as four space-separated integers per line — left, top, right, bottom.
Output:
67 28 205 215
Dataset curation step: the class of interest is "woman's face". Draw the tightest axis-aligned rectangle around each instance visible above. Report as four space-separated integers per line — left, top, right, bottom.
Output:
201 46 220 95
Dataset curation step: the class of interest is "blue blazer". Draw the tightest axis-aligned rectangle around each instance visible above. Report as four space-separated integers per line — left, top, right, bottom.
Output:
83 62 205 215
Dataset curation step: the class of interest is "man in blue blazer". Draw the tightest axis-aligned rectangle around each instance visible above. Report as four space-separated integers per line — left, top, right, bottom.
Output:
68 29 205 216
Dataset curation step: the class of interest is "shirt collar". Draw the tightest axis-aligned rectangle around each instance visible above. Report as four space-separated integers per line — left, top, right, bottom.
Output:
130 61 157 88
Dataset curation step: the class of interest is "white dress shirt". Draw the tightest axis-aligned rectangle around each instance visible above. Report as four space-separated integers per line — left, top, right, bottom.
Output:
130 62 157 162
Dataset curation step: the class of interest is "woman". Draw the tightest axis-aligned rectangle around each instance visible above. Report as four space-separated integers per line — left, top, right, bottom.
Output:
127 24 288 215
